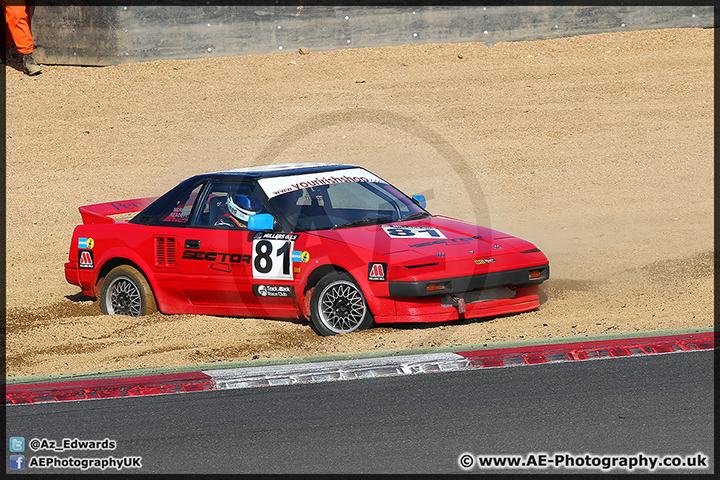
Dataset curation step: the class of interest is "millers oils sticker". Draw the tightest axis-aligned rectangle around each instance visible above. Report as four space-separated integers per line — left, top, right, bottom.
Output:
368 262 387 281
78 250 94 269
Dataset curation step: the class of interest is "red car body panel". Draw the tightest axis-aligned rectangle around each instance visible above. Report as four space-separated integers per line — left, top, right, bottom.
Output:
65 165 549 326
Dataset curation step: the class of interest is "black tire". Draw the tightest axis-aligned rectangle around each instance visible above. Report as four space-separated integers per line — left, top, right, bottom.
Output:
310 271 375 336
100 265 157 317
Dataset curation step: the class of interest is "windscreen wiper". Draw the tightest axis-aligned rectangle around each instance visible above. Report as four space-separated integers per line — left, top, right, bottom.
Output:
399 212 432 222
332 216 390 229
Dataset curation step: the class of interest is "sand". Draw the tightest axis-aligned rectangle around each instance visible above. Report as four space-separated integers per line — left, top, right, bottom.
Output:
4 27 713 378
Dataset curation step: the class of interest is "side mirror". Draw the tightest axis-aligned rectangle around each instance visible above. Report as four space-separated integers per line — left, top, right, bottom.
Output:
248 213 275 231
412 195 426 209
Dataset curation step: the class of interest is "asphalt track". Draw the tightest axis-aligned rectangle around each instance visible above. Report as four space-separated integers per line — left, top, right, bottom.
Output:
6 349 713 474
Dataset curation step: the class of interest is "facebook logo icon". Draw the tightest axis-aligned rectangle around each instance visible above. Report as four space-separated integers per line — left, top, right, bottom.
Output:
9 454 25 470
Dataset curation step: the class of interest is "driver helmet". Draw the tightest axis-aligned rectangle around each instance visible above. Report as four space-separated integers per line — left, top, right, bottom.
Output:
226 194 256 224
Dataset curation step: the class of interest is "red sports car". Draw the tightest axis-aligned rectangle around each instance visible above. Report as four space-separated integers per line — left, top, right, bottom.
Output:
65 163 549 335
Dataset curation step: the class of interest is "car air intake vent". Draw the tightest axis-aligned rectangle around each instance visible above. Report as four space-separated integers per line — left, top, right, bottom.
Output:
154 236 177 268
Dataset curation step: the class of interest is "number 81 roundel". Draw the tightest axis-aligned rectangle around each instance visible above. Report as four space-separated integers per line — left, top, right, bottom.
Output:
381 225 447 239
252 234 295 280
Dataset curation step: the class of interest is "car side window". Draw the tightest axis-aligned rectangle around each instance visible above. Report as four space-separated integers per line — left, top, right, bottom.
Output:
157 183 204 224
195 181 266 229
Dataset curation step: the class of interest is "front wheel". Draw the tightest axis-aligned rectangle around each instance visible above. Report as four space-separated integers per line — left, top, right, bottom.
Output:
310 271 375 336
100 265 157 317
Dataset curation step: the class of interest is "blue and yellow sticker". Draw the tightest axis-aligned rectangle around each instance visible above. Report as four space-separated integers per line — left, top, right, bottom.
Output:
78 237 94 249
291 250 310 263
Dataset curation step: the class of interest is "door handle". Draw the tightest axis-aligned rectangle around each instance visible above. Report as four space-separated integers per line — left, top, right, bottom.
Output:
185 239 201 249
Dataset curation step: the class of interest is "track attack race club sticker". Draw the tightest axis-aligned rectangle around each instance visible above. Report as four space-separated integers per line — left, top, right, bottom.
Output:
252 284 296 298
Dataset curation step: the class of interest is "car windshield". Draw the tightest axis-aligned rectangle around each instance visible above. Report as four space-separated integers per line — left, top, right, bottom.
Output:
259 170 428 232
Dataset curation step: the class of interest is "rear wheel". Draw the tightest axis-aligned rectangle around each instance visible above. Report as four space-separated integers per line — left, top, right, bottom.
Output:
100 265 157 316
310 271 374 336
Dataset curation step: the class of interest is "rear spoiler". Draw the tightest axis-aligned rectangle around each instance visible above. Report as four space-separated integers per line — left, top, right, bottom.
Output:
79 197 159 224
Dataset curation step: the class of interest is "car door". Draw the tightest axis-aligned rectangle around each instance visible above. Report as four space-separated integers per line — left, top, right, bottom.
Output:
178 179 297 314
174 180 253 308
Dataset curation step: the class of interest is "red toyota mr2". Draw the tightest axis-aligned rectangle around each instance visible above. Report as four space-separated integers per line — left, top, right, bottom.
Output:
65 163 549 335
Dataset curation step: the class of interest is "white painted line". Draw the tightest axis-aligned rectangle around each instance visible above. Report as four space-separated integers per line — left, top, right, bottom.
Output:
204 353 468 390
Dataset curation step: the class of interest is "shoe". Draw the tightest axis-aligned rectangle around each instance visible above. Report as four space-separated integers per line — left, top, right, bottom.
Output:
22 52 42 75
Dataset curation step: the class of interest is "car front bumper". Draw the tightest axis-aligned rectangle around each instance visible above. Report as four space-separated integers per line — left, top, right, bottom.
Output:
387 264 549 297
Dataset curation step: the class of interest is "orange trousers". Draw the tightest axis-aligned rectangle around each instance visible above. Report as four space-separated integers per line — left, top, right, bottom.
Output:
3 1 35 54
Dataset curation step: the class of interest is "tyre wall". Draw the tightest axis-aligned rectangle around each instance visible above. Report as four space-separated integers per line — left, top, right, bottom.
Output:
32 3 715 66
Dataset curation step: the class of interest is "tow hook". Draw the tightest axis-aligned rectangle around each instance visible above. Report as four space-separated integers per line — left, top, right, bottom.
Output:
452 295 466 315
